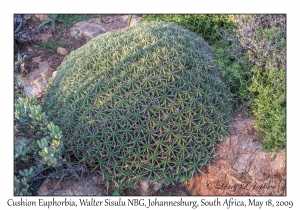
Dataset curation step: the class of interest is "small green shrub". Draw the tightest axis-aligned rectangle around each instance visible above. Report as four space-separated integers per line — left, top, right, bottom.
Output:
212 39 252 107
246 27 286 150
14 97 64 195
14 175 30 196
43 22 232 189
15 97 64 166
142 15 236 44
228 15 286 150
249 66 286 150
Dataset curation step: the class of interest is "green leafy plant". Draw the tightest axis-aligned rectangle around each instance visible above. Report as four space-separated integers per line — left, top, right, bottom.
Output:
240 21 286 150
14 97 64 195
40 40 68 53
15 97 64 166
212 33 253 107
38 14 69 32
219 15 286 150
142 15 236 44
60 14 90 25
43 22 232 189
14 175 30 196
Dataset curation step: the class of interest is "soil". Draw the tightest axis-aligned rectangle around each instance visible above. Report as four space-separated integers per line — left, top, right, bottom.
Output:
14 15 94 76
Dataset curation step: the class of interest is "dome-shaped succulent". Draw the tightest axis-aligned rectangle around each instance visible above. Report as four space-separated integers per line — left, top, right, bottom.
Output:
43 22 232 189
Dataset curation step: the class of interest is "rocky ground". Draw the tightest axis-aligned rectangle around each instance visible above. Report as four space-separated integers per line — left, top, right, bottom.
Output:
14 14 142 98
14 14 286 196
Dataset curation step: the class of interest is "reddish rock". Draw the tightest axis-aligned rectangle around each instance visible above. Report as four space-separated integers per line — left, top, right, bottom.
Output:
57 47 68 56
35 14 49 22
23 14 49 22
187 116 286 196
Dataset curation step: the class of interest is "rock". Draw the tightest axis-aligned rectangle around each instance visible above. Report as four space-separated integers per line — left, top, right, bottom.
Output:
38 174 107 196
23 14 49 23
40 34 53 42
70 19 106 41
114 15 141 27
69 15 142 41
187 116 286 196
57 47 68 56
31 77 48 93
56 47 68 56
35 14 49 22
52 71 57 78
136 180 162 196
16 56 53 97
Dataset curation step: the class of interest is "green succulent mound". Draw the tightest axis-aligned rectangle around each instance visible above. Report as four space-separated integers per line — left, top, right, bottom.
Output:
43 22 232 188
